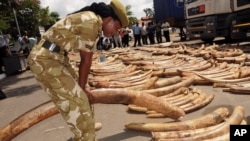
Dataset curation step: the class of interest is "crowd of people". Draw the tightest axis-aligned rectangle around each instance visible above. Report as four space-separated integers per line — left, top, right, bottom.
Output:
97 20 172 49
97 26 130 50
131 20 171 47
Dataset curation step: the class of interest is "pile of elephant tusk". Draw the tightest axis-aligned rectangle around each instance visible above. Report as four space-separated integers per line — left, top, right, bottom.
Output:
126 106 246 141
1 42 249 140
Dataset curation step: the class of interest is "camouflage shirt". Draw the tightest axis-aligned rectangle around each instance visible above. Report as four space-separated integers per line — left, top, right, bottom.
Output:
42 11 103 53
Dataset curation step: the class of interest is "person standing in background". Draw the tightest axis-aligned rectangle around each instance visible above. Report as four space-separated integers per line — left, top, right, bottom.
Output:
119 28 124 47
22 30 29 43
97 31 104 50
133 22 142 47
0 35 10 78
147 22 155 44
123 27 130 47
141 22 148 45
155 21 162 44
120 27 129 47
162 19 171 42
112 31 123 48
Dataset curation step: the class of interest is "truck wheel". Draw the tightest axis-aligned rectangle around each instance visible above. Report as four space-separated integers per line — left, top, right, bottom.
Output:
201 38 214 43
225 27 233 43
225 35 233 43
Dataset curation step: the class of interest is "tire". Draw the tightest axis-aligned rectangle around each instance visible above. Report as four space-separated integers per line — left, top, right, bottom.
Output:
225 27 233 43
225 35 233 43
201 38 214 43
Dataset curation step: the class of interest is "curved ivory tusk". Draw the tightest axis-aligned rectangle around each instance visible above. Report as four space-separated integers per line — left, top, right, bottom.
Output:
194 72 250 83
125 107 229 132
91 88 185 120
0 101 59 141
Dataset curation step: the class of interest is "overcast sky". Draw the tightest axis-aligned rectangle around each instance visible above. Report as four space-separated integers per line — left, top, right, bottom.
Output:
40 0 153 19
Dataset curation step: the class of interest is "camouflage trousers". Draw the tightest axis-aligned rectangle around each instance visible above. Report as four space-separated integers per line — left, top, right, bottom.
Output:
27 40 95 141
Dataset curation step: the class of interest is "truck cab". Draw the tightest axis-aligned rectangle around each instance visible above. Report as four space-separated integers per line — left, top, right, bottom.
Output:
185 0 250 42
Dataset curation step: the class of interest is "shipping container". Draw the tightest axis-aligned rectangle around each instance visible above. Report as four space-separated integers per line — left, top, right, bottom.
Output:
153 0 185 26
153 0 186 40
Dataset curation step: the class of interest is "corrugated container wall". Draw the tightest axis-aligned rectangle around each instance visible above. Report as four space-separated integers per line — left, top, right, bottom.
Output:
153 0 185 22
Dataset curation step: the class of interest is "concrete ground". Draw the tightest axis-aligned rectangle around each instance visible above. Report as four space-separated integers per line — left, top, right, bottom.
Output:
0 36 250 141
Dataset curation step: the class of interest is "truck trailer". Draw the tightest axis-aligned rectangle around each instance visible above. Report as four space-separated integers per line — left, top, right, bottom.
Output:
153 0 187 40
185 0 250 42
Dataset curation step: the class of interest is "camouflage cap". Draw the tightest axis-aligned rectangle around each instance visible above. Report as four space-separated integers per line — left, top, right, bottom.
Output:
109 0 129 27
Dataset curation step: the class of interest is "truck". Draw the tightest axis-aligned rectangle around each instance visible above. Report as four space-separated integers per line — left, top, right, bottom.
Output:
185 0 250 42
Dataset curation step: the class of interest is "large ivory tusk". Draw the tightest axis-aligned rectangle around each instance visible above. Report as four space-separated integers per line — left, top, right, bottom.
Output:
194 72 250 83
153 76 182 88
153 106 245 141
0 87 185 141
0 101 59 141
125 107 229 132
141 78 194 96
91 88 185 120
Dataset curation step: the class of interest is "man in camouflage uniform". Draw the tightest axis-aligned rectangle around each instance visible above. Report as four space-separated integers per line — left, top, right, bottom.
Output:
27 0 128 140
